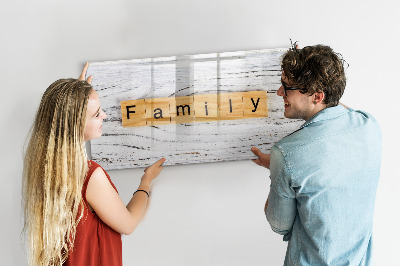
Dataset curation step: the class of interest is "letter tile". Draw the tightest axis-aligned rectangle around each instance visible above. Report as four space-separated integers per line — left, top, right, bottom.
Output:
242 90 268 118
145 97 171 126
170 96 195 124
121 99 146 127
218 92 243 120
194 94 218 122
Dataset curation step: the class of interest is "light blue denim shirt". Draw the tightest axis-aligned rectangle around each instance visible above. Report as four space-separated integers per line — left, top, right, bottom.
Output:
266 105 382 266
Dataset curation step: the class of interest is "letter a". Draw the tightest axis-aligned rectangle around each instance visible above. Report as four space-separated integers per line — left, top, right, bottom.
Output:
153 108 164 119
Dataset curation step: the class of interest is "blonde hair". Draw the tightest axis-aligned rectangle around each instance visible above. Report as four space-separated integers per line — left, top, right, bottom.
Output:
23 79 93 265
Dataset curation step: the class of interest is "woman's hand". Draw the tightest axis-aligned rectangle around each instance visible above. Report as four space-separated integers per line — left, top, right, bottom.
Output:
78 62 93 84
142 158 166 186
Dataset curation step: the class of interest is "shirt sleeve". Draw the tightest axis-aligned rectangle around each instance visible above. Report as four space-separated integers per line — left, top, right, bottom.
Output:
266 145 297 241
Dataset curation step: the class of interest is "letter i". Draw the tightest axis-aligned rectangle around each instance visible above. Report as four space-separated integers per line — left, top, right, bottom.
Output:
205 101 208 116
229 99 232 113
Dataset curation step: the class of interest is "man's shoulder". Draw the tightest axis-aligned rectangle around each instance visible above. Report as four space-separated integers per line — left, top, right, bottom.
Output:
274 107 381 156
273 129 310 159
348 109 380 127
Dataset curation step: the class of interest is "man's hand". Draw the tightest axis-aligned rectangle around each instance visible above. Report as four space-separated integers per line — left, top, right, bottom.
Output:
78 62 93 84
251 147 271 169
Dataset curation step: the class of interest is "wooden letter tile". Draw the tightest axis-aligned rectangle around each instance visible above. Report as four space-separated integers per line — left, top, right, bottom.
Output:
194 94 218 122
218 92 243 120
145 97 171 126
121 99 146 127
242 90 268 118
170 96 195 124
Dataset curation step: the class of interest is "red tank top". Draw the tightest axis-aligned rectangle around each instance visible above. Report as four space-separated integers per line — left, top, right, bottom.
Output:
64 160 122 266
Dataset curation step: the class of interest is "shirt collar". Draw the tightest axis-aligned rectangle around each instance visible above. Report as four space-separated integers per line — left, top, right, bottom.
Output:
301 105 349 129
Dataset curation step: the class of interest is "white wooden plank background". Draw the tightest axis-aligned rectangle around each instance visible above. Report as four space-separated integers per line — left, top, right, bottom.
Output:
86 48 303 170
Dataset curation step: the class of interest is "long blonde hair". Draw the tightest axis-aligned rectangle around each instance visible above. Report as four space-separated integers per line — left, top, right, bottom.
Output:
23 79 93 265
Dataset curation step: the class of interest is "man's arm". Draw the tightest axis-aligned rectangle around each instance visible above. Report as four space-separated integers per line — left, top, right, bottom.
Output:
266 188 296 238
251 147 271 216
250 145 296 238
265 146 297 239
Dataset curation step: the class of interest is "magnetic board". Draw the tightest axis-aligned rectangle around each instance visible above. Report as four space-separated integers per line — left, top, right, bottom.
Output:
87 48 302 170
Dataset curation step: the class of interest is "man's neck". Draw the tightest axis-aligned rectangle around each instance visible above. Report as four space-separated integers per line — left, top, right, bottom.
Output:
304 104 327 121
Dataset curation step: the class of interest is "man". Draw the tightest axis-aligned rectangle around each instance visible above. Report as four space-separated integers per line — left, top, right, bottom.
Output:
251 44 381 265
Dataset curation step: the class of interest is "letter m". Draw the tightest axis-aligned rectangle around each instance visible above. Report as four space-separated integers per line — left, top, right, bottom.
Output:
176 105 190 116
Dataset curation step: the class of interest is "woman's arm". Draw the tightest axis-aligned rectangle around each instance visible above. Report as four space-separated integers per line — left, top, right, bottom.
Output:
86 158 165 235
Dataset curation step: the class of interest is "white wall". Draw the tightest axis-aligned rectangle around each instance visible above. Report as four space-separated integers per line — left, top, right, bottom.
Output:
1 0 399 265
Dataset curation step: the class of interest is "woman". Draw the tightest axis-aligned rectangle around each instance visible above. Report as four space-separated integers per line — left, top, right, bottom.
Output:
22 63 165 265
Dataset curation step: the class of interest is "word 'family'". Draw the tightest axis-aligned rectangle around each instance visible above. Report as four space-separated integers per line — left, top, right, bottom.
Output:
121 90 268 127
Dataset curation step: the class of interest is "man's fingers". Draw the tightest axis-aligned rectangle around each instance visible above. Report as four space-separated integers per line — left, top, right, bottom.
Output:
252 158 262 166
251 147 263 157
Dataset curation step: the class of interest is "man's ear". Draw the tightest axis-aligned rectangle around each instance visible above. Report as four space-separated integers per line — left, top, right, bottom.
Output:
313 92 325 105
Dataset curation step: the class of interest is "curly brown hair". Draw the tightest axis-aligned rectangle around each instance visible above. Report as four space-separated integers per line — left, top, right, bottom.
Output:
281 44 347 107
